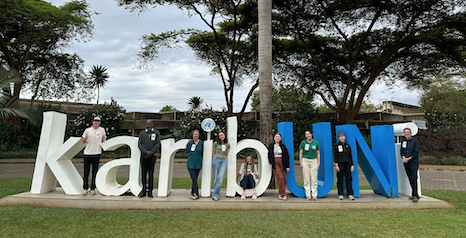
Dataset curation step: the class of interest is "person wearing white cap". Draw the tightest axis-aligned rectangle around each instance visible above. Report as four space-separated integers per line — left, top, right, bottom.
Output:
81 116 106 195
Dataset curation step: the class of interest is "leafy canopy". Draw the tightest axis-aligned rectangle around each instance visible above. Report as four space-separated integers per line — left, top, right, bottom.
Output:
273 0 466 124
0 0 94 101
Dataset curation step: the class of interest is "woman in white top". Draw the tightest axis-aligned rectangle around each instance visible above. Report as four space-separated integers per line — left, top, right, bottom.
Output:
237 155 259 200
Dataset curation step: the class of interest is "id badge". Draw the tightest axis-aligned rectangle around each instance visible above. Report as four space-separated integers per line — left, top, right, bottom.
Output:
96 132 100 139
278 147 282 153
191 144 196 152
402 141 407 149
222 144 226 152
151 134 156 141
305 144 310 151
338 145 343 152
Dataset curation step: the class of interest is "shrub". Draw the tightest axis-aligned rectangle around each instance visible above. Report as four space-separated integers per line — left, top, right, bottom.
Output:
68 98 126 138
416 126 466 158
419 155 466 166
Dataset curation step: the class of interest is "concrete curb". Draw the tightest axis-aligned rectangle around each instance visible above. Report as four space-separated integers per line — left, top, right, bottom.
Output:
0 188 456 211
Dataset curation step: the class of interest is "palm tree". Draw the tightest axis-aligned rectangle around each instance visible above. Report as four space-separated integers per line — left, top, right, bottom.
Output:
88 65 109 104
0 66 27 119
258 0 273 145
187 96 205 112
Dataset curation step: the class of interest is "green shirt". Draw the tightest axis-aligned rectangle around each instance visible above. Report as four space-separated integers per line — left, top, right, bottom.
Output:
299 139 320 159
213 142 230 159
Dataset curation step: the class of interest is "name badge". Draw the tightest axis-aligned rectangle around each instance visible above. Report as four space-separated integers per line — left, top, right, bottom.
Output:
96 132 100 138
151 134 156 141
278 147 282 153
305 144 309 151
191 144 196 152
338 145 343 152
402 141 407 149
222 144 226 152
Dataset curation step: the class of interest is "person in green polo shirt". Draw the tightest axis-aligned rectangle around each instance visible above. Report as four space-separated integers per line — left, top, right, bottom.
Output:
299 130 320 200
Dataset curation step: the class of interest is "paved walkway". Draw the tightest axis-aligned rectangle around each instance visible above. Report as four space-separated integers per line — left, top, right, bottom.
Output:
0 188 455 210
1 158 465 191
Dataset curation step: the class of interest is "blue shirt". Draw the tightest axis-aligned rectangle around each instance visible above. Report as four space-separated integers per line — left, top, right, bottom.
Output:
400 137 420 161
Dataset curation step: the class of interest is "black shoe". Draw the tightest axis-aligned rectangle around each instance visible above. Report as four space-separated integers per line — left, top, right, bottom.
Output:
139 192 146 198
148 193 154 198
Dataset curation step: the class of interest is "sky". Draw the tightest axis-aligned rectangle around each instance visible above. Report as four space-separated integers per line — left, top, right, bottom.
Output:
39 0 421 113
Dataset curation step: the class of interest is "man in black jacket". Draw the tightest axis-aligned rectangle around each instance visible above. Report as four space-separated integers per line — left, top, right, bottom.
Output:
401 128 420 202
138 120 161 198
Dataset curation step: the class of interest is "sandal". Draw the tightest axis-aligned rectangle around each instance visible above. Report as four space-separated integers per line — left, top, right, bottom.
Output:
190 194 198 200
212 197 219 201
252 192 257 200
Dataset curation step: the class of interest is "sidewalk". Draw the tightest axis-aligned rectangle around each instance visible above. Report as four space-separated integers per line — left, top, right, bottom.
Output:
1 158 465 171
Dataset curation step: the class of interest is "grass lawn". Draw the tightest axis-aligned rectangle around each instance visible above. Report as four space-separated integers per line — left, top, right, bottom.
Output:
0 178 465 237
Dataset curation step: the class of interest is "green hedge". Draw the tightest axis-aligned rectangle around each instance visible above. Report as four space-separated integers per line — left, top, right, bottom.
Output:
419 155 466 166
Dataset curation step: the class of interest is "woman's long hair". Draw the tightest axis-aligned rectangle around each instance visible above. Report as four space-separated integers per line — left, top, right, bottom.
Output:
273 132 283 144
216 131 228 144
243 155 255 174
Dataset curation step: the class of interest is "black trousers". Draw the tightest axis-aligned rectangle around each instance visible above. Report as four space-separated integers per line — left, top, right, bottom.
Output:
141 154 156 194
83 154 100 190
188 168 201 196
337 162 353 196
240 174 256 190
404 159 419 197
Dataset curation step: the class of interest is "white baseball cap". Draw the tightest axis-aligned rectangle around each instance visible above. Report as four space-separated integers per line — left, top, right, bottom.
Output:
93 116 101 121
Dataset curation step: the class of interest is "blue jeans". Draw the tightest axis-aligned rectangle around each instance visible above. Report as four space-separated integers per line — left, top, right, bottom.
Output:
212 156 227 198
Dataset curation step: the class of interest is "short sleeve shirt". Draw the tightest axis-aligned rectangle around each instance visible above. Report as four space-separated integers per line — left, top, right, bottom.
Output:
82 127 106 155
299 139 320 159
213 142 230 159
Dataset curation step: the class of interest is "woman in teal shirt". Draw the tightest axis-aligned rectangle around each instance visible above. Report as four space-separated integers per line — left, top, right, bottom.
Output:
186 129 203 199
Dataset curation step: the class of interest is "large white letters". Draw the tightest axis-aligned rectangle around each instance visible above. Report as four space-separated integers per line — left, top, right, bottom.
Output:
31 112 272 197
226 117 272 197
95 136 141 196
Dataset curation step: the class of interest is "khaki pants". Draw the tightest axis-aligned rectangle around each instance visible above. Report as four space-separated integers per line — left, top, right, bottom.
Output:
302 158 318 199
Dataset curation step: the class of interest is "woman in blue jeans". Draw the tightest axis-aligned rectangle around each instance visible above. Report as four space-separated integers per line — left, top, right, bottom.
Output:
211 132 230 201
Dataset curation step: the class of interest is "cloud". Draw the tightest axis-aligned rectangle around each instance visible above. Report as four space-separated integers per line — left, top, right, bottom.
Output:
41 0 418 115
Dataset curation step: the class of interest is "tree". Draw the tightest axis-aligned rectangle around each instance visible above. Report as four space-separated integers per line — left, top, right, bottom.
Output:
250 85 324 149
187 96 205 113
88 65 109 104
420 76 466 130
0 0 94 103
258 0 273 144
25 53 93 106
274 0 466 124
69 98 126 138
250 85 314 112
159 105 178 112
117 0 259 121
0 66 27 119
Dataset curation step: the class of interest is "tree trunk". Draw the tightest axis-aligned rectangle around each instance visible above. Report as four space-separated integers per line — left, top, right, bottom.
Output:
258 0 272 145
258 0 275 189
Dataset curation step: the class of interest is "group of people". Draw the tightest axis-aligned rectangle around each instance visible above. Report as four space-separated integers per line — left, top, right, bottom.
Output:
79 118 420 203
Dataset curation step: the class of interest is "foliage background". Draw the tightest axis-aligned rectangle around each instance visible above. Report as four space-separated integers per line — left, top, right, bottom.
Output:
68 98 126 138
